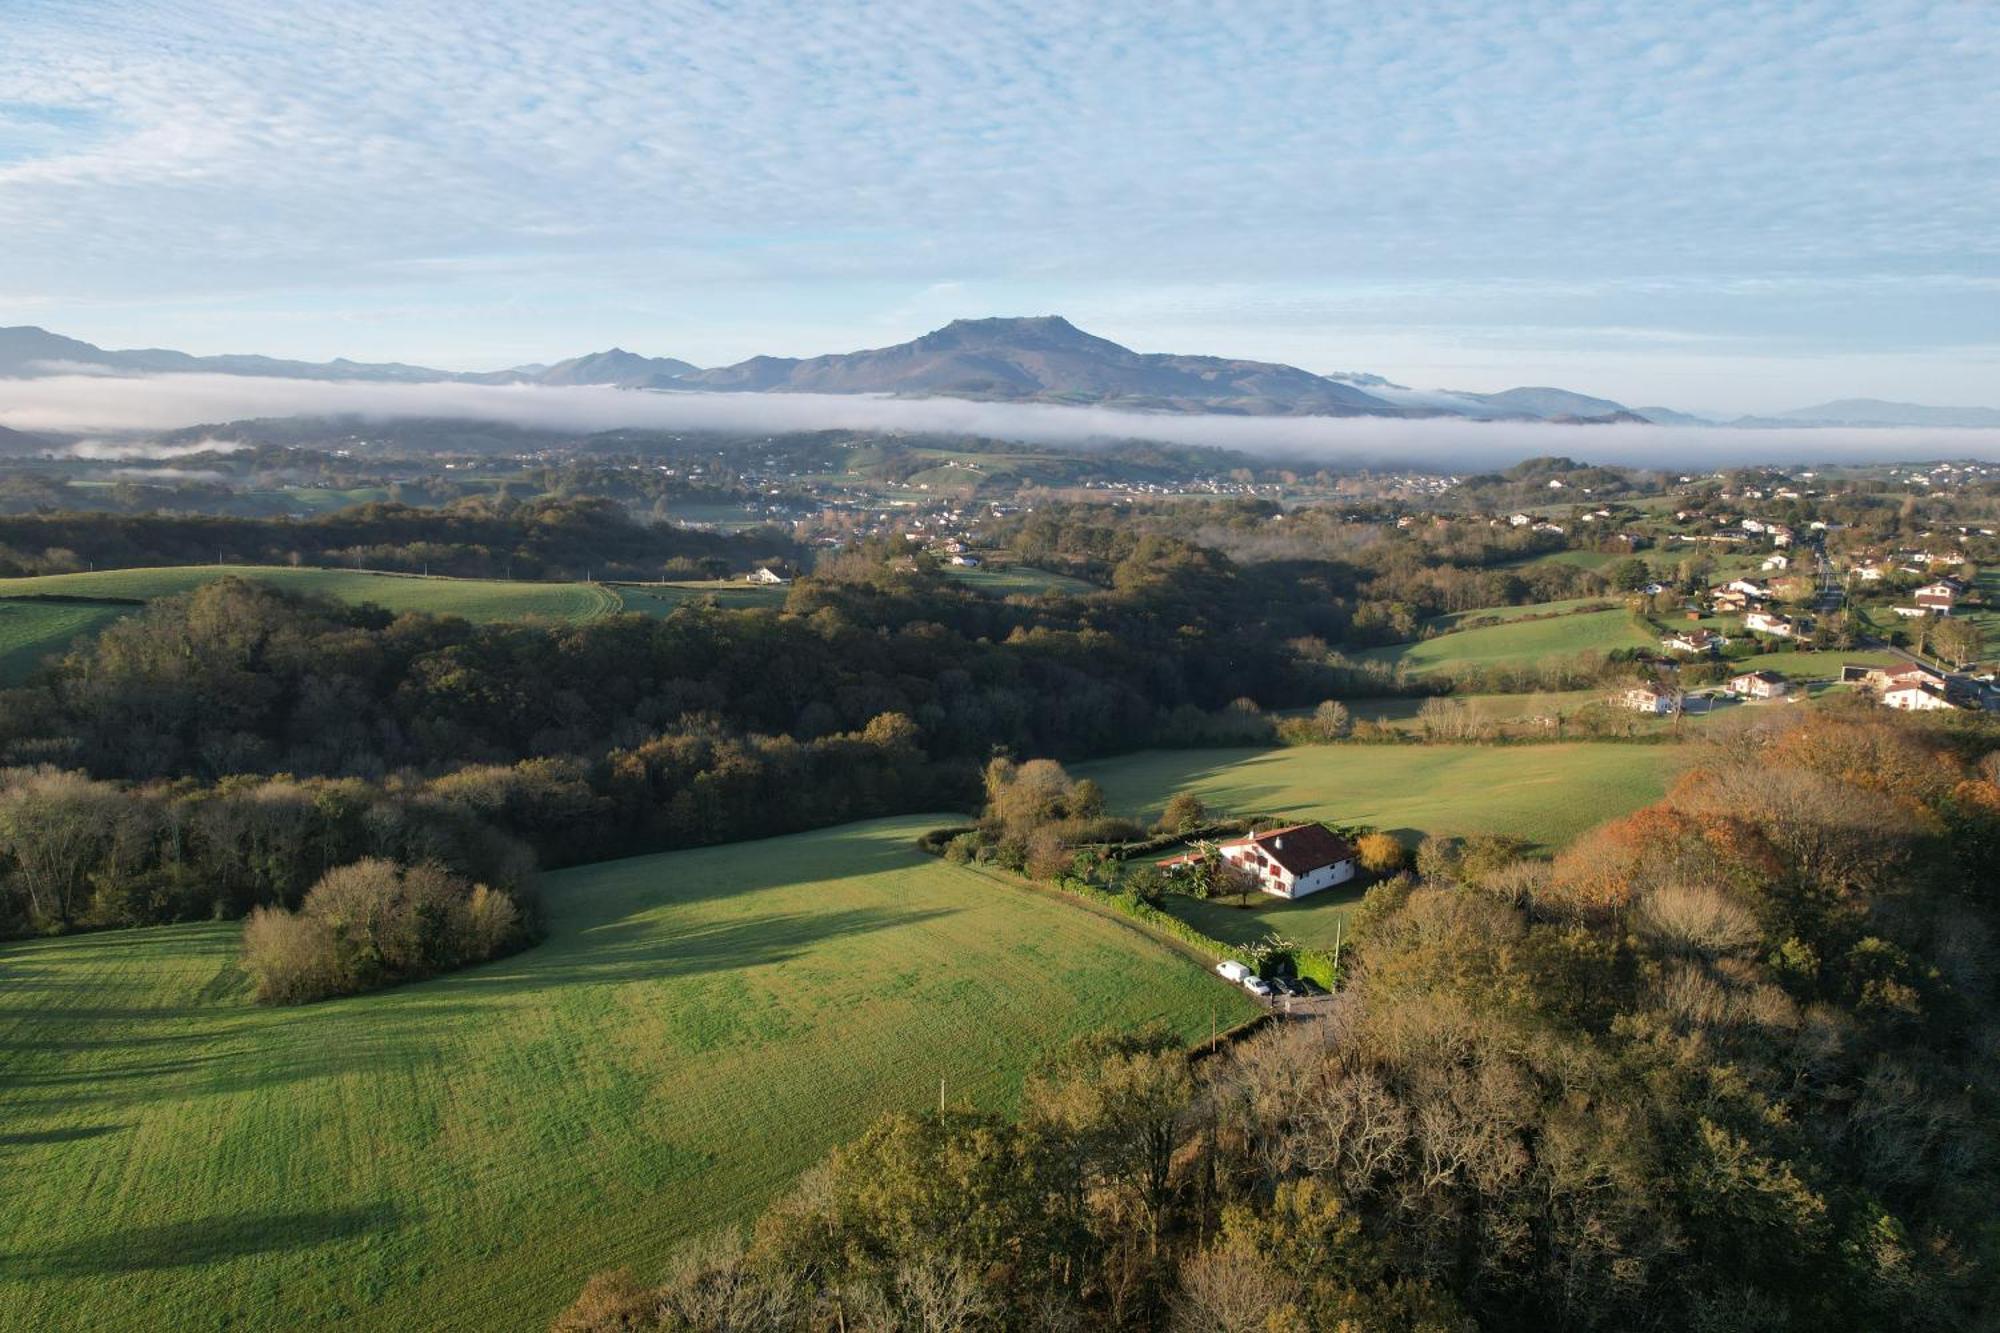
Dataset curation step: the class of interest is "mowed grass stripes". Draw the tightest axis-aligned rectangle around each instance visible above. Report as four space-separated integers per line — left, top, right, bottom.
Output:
0 815 1253 1331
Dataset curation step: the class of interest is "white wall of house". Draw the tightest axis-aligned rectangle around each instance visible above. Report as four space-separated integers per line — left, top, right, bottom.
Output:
1220 846 1355 900
1287 859 1356 898
1885 687 1955 711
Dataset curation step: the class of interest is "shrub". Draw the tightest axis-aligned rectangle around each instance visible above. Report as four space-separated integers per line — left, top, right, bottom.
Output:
1355 831 1406 875
241 857 531 1004
1155 792 1208 835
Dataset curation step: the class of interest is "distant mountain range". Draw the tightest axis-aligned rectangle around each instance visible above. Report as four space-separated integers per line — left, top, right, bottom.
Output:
2 318 1994 429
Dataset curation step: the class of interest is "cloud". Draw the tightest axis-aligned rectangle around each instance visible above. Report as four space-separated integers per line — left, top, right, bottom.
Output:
57 436 251 460
3 372 1996 472
0 0 1994 401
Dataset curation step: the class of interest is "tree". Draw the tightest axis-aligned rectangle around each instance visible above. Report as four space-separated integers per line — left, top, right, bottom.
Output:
1355 831 1406 875
1606 557 1652 592
1307 700 1351 741
0 767 133 927
1025 1027 1195 1251
1155 792 1207 835
1930 617 1984 669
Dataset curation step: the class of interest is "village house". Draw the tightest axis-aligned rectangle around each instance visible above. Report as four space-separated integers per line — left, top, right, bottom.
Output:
1621 685 1677 714
1662 628 1726 654
1842 662 1975 710
1915 580 1961 614
1723 578 1773 600
747 564 794 585
1761 554 1790 572
1711 588 1751 614
1728 669 1790 700
1743 610 1797 638
1883 682 1961 712
1158 824 1358 900
949 554 982 567
1844 662 1939 692
1508 513 1532 527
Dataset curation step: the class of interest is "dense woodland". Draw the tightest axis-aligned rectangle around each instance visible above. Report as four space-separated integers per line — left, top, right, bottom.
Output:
556 707 2000 1332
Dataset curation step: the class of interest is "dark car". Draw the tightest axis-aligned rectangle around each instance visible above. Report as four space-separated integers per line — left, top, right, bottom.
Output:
1269 976 1304 999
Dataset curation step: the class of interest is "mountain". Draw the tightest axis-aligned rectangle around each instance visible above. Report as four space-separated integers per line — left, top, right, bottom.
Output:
20 319 1899 427
0 325 450 383
0 424 53 453
500 348 699 389
1770 398 2000 429
677 316 1405 415
0 326 701 390
1452 386 1634 419
1632 405 1715 426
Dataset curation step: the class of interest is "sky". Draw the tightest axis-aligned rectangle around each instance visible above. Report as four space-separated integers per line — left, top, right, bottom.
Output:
2 0 1996 415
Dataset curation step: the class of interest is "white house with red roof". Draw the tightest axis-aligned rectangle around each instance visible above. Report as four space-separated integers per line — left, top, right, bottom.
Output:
1159 823 1358 899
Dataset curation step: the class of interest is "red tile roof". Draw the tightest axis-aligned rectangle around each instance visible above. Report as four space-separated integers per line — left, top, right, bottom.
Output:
1232 823 1356 876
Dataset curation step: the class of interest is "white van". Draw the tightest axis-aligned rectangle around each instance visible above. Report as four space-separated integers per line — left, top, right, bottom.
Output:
1215 960 1251 984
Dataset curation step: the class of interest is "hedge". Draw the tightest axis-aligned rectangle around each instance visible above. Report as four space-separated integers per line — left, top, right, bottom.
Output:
1047 874 1256 967
914 825 978 856
917 824 1348 988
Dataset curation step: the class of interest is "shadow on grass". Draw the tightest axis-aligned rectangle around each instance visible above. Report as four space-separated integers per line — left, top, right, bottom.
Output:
0 1123 124 1147
409 902 962 1009
0 1202 402 1278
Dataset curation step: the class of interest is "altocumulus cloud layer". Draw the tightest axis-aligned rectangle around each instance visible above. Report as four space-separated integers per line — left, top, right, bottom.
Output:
1 1 1995 404
4 374 1997 472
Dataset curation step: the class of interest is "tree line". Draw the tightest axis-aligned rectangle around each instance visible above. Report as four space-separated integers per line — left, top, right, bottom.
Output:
0 495 794 581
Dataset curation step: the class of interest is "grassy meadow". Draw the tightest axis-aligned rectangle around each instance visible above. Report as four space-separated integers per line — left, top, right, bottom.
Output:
944 564 1098 598
608 581 788 613
1362 607 1654 674
0 599 132 684
1082 743 1681 851
0 567 797 679
1081 743 1683 948
0 566 625 622
0 815 1250 1331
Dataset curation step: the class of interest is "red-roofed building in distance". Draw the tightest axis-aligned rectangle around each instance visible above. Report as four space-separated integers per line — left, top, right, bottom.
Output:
1159 823 1358 899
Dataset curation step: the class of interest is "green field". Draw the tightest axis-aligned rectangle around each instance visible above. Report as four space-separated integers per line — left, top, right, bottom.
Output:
1364 607 1653 673
0 566 624 623
1083 743 1679 851
1721 647 1899 681
608 581 788 613
0 599 132 684
1504 549 1621 572
1344 690 1605 728
0 570 794 681
944 564 1098 597
0 815 1249 1332
1427 596 1619 629
1081 743 1682 948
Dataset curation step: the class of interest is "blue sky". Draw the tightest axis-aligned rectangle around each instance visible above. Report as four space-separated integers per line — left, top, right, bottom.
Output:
1 0 1995 412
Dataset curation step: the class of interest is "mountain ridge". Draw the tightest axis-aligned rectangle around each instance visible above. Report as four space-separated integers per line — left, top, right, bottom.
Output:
4 321 1993 427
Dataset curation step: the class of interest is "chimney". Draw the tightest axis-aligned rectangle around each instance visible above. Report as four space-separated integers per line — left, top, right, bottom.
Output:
1273 836 1284 850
